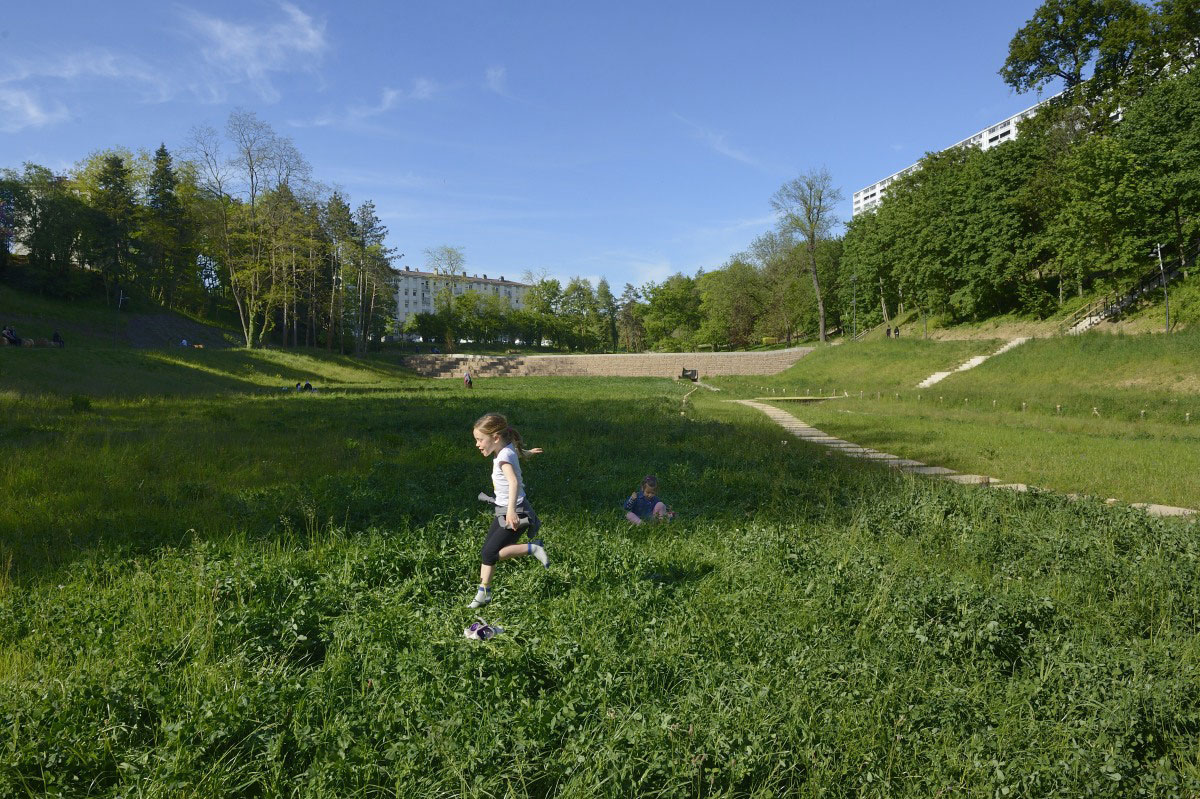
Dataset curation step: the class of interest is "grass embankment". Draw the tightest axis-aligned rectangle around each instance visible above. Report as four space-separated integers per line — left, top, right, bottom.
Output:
1 284 241 349
0 345 414 397
710 338 1001 396
2 352 1199 795
730 331 1200 508
1 286 134 346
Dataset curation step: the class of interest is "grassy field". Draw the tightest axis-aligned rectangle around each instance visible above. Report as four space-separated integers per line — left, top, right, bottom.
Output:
1 344 1199 796
771 398 1200 508
707 331 1200 510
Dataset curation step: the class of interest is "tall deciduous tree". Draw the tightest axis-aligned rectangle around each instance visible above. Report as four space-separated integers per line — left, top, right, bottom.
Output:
560 277 598 350
642 273 701 350
426 245 466 351
616 282 646 351
595 277 618 350
697 257 765 349
771 169 842 342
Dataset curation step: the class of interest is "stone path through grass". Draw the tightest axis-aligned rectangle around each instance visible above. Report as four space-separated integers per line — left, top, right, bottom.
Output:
915 336 1030 388
736 399 1198 519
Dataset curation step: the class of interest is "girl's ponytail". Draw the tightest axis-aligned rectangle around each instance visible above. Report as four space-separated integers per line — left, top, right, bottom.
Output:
474 412 538 459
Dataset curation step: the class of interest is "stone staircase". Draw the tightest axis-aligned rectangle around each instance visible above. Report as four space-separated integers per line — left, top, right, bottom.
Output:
916 337 1029 388
1062 246 1194 335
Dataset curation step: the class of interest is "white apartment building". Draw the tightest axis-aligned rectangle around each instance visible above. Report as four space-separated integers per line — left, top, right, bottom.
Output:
391 266 531 328
851 98 1048 217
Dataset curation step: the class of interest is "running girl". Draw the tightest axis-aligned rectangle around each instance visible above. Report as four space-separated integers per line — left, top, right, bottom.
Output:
468 412 549 608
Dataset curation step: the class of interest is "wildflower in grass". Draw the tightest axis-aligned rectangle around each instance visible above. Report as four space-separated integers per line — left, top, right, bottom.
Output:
468 412 549 608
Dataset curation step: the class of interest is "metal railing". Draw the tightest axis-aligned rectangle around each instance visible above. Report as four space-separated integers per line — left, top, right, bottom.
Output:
1060 243 1196 335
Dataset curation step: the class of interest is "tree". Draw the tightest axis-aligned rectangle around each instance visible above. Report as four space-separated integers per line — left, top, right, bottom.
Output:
1118 65 1200 271
349 201 395 353
616 283 646 351
425 245 466 351
697 257 765 349
85 155 138 304
0 170 28 279
595 277 618 350
141 144 187 306
560 277 598 350
642 273 701 350
771 169 842 342
523 276 563 347
1000 0 1158 128
750 230 808 344
322 192 355 351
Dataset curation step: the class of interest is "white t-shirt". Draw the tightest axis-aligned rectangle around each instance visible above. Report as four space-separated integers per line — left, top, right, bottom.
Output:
491 444 525 508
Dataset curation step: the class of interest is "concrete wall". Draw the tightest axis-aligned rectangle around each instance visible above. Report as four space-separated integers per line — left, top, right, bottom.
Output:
400 348 813 378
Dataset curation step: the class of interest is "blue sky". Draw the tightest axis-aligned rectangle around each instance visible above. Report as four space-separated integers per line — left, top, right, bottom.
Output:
2 1 1052 291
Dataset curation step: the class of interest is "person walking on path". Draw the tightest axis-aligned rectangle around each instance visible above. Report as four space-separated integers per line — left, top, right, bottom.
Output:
467 412 549 608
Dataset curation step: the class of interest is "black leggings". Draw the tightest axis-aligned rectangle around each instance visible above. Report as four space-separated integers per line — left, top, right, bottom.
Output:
480 501 540 566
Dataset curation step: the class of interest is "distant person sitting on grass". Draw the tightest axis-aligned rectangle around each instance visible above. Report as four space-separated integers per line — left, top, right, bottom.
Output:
52 331 65 348
3 326 21 346
624 475 675 525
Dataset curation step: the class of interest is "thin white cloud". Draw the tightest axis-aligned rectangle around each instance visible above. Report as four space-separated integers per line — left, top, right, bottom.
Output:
182 2 327 103
0 87 69 133
4 50 168 99
485 65 509 96
410 78 438 101
0 48 171 130
674 113 758 167
290 79 441 128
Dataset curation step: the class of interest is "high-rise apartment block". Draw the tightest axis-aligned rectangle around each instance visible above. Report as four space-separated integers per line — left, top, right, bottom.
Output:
851 98 1048 217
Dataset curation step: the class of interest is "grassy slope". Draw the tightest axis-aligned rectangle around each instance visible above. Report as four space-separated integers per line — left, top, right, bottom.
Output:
2 361 1199 796
0 284 241 348
709 338 1001 396
743 329 1200 508
0 346 414 398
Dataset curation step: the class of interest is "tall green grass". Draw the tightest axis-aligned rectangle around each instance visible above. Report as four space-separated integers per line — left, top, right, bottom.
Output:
2 362 1199 795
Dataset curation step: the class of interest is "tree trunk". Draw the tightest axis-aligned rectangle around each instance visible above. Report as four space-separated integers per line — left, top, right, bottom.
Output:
807 245 826 342
1175 207 1188 279
878 276 891 325
327 254 337 352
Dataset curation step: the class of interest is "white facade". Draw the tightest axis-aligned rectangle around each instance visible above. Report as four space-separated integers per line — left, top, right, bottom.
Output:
391 267 531 328
852 99 1047 217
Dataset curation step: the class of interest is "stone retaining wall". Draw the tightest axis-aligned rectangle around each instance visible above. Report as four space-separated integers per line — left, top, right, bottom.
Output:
401 348 813 378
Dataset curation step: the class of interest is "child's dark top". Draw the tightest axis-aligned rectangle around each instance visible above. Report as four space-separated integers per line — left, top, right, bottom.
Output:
623 490 664 520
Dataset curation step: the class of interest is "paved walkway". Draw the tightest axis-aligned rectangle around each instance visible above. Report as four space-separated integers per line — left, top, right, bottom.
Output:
736 399 1197 519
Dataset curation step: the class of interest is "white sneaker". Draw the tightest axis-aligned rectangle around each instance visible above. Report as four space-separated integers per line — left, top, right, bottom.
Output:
468 585 491 608
528 540 549 568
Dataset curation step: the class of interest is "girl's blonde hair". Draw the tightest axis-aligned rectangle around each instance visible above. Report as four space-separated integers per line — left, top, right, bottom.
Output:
474 412 537 458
